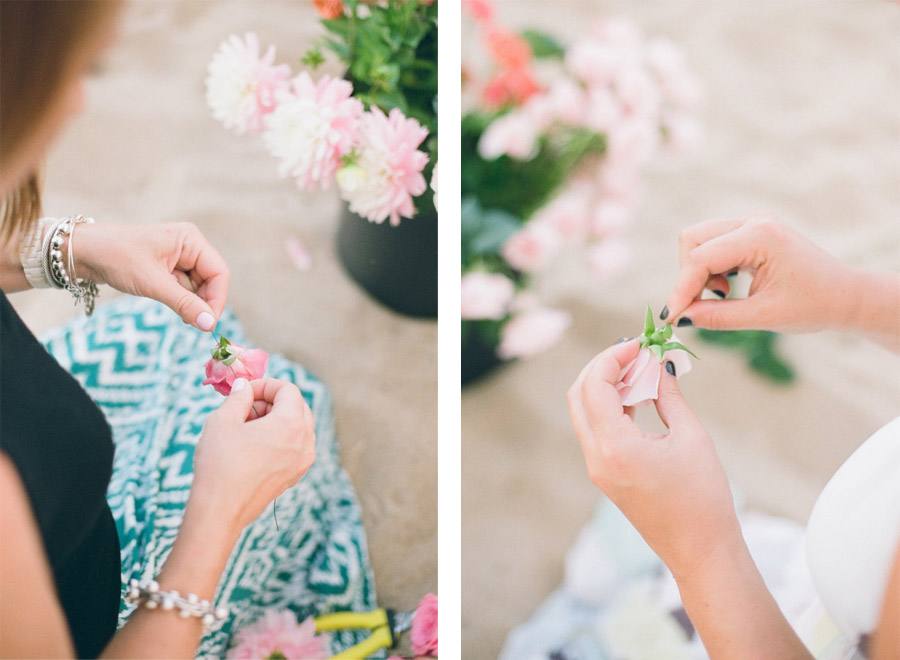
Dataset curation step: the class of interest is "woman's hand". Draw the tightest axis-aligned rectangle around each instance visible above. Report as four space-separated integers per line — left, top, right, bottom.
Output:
190 377 316 532
566 339 741 577
74 222 229 331
662 217 900 340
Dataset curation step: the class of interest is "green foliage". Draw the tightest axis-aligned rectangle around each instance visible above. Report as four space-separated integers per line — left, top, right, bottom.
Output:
320 0 437 135
696 329 795 383
462 112 604 221
461 197 521 273
639 305 699 359
521 29 565 59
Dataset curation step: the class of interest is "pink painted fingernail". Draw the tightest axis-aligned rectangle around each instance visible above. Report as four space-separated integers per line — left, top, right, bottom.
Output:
197 311 215 331
231 378 248 393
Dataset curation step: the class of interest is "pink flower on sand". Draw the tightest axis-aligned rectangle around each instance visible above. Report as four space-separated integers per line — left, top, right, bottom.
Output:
411 593 439 657
498 306 571 359
226 610 330 660
203 337 269 396
478 111 539 160
617 344 692 406
502 222 562 272
206 33 291 135
338 107 430 226
461 271 516 320
262 72 363 190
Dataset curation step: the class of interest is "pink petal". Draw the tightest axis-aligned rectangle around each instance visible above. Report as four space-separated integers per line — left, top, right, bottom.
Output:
620 352 662 406
285 236 312 271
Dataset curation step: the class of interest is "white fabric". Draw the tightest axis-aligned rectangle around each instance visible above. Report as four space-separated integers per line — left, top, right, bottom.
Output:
805 416 900 638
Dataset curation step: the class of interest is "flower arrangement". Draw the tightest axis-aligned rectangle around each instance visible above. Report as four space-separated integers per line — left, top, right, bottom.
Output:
226 611 330 660
461 1 703 382
207 0 436 226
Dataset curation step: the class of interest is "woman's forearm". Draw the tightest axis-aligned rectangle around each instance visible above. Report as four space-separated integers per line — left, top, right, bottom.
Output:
674 535 811 660
100 498 241 659
0 237 31 293
838 269 900 351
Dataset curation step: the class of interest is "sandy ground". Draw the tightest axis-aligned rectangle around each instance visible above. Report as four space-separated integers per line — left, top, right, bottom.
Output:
463 1 900 657
8 1 435 616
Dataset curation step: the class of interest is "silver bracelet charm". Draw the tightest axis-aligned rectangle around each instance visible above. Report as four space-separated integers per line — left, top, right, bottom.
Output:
125 577 228 630
45 215 100 316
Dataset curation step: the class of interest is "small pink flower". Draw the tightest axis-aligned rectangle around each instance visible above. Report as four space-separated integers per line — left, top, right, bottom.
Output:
203 337 269 396
613 67 660 118
617 345 692 406
565 41 625 88
498 306 571 359
607 118 659 168
584 87 622 133
486 27 533 70
411 593 438 657
313 0 344 19
662 113 703 153
464 0 494 23
478 111 539 160
206 33 291 135
482 67 541 108
338 107 430 226
501 222 561 272
532 185 592 240
591 200 631 238
262 72 363 190
227 610 330 660
461 271 516 320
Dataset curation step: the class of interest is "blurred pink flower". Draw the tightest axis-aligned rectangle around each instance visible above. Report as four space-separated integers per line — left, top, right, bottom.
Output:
285 236 312 271
203 339 269 396
483 67 542 108
591 200 631 237
565 41 624 87
591 16 643 51
607 118 659 168
464 0 495 23
338 107 430 225
486 27 533 70
206 33 291 135
584 87 623 133
478 111 539 160
542 79 587 126
262 72 363 190
411 593 438 656
502 222 562 272
587 239 631 279
617 345 692 406
663 114 703 153
613 67 661 118
597 164 640 205
498 307 571 359
227 611 329 660
532 185 592 240
461 271 516 320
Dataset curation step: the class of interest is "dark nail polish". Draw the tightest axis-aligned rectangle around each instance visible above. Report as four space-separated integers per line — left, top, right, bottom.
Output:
677 317 693 327
712 289 726 299
665 360 677 376
659 305 669 321
727 269 739 277
616 336 635 344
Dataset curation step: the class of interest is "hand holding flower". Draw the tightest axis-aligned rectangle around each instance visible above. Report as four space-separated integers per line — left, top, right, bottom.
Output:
203 337 269 396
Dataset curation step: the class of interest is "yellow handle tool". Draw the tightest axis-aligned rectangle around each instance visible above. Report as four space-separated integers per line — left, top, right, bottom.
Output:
328 625 393 660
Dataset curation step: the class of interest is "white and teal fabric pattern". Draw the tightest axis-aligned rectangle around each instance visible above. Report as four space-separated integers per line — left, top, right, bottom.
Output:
41 296 377 658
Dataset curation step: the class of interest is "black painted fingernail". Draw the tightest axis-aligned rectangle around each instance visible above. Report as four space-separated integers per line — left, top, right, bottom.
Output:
665 360 677 376
677 317 693 327
659 305 669 320
712 289 727 299
727 269 739 277
616 336 635 343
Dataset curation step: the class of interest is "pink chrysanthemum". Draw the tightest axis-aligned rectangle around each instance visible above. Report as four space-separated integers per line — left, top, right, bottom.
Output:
262 72 363 190
338 107 430 226
206 33 291 135
226 611 330 660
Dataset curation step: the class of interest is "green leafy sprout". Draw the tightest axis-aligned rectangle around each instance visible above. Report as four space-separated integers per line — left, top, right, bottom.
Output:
638 305 698 361
210 336 237 366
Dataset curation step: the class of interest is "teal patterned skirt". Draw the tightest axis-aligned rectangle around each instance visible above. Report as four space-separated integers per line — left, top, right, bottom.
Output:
41 297 377 657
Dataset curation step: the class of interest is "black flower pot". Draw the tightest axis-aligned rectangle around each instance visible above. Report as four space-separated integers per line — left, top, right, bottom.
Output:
461 326 507 386
336 205 437 318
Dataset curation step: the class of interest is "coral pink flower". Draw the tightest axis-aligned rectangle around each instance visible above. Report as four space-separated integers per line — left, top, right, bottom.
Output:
203 337 269 396
501 222 562 272
617 345 692 406
262 72 363 191
461 271 516 320
482 67 541 108
313 0 344 19
498 306 571 359
206 33 291 135
486 28 533 70
411 593 439 657
478 111 539 160
464 0 495 23
226 611 330 660
338 107 430 226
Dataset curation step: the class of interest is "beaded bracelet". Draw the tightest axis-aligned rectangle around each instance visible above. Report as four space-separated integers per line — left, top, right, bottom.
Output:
125 577 228 630
44 215 100 315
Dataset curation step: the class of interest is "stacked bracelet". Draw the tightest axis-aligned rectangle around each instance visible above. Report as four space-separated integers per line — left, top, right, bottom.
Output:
43 215 100 315
125 577 228 630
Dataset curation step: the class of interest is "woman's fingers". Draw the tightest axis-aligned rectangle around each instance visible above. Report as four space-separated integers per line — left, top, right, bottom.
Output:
705 274 730 299
174 225 230 321
678 218 746 264
579 340 640 438
674 298 761 330
150 271 218 330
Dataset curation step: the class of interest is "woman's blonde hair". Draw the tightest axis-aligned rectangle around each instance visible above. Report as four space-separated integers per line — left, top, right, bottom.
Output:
0 0 121 242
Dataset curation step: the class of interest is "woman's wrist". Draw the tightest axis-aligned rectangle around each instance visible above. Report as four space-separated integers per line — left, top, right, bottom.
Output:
64 220 106 283
835 267 900 340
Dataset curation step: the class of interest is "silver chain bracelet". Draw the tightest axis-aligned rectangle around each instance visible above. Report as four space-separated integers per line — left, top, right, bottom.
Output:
44 215 100 315
125 577 228 630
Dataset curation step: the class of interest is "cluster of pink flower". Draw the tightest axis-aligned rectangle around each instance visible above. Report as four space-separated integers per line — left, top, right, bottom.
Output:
462 3 701 360
206 33 431 226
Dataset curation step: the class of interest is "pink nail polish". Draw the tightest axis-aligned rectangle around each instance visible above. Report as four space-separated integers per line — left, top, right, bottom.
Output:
197 311 215 331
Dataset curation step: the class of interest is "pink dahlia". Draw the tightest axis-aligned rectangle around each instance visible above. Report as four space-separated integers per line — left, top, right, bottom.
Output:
262 72 363 190
206 33 291 135
203 336 269 396
337 107 430 226
226 611 330 660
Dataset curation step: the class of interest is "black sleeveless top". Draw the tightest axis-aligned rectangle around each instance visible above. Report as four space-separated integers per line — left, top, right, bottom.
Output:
0 291 120 657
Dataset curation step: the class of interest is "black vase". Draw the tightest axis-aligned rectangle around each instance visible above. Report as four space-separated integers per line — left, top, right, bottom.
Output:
461 330 506 386
336 205 437 318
